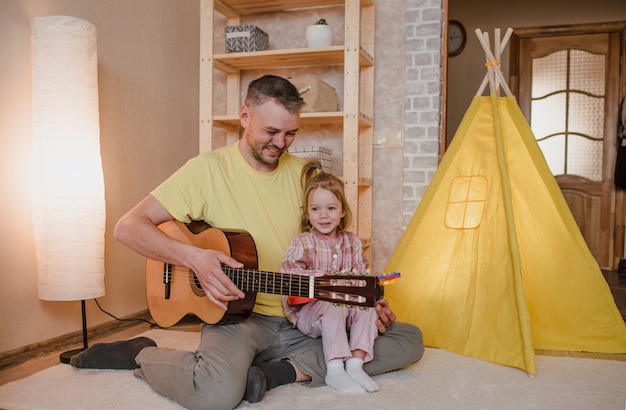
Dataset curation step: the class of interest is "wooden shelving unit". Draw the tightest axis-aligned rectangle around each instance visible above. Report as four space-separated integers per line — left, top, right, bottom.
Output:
199 0 375 259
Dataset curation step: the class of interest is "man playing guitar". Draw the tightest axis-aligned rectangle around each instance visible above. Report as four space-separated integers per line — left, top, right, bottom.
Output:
70 75 424 409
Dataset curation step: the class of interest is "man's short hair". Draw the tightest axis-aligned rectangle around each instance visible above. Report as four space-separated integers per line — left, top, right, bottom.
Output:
245 74 305 113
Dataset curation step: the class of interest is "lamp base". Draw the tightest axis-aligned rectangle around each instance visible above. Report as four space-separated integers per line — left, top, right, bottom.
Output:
60 348 84 364
59 299 89 364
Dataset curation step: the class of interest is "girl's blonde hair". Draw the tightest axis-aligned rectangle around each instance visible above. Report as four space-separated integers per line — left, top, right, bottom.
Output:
300 159 352 233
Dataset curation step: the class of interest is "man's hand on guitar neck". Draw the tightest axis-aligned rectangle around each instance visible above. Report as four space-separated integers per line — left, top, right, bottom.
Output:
374 298 397 333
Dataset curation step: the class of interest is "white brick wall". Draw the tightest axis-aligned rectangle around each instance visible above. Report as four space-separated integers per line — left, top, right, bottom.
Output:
403 0 444 226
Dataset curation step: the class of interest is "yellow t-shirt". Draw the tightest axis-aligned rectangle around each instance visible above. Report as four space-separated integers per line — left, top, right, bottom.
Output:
151 142 305 317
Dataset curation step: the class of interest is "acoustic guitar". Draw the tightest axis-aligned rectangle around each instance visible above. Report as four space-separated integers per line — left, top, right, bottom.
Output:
145 220 384 328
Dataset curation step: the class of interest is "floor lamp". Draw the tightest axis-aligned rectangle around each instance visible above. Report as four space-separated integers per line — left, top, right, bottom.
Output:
30 16 106 364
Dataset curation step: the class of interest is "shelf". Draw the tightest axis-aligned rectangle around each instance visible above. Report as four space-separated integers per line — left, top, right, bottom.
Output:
213 46 373 72
203 0 375 261
215 0 373 16
213 111 373 129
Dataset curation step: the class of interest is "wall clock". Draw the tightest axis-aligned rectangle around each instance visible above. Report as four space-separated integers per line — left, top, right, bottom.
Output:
448 20 466 57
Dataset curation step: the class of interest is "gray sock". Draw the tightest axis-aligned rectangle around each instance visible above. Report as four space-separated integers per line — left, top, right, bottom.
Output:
69 336 156 369
244 360 296 403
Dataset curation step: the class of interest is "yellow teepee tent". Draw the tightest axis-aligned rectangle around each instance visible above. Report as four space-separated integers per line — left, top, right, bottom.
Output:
385 28 626 374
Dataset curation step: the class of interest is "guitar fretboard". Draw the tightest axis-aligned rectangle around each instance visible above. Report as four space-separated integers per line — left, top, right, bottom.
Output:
223 267 313 297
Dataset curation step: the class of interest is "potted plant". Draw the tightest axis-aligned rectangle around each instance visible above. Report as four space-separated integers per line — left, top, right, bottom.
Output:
306 18 332 48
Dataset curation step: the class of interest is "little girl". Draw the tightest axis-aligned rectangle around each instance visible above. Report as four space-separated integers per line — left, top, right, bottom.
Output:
281 159 379 394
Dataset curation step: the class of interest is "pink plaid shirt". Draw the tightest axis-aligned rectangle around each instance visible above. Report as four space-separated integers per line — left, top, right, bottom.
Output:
280 228 368 325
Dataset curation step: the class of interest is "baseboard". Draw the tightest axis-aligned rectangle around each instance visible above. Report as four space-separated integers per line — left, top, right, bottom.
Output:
0 310 154 371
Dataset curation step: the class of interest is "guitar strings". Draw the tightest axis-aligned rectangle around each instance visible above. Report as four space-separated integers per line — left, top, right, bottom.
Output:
163 269 313 296
223 266 312 296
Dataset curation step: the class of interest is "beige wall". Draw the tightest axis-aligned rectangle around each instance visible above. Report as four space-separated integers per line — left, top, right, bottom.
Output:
0 0 199 352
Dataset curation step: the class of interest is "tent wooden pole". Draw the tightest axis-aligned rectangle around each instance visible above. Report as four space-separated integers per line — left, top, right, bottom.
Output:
494 28 501 93
475 28 514 96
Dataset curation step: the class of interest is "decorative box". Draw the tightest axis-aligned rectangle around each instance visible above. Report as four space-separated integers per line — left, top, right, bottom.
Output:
289 77 339 112
290 146 333 172
225 25 269 53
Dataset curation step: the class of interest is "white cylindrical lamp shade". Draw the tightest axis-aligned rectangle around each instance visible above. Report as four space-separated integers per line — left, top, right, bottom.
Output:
31 16 106 301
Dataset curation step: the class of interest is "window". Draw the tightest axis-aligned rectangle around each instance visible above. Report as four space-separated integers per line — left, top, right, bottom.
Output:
531 48 605 181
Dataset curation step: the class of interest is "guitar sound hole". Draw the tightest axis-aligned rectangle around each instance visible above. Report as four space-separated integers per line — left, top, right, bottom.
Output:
189 269 205 297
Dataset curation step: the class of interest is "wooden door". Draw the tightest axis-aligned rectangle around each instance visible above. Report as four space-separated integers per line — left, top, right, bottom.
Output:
510 24 624 268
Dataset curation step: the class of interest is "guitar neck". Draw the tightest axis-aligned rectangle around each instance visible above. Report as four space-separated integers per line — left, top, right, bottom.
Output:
222 266 382 307
223 266 315 298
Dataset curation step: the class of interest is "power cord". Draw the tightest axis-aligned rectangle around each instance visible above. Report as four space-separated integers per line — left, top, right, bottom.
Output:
94 298 157 327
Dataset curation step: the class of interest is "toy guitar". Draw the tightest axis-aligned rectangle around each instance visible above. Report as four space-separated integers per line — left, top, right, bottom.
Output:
145 220 385 327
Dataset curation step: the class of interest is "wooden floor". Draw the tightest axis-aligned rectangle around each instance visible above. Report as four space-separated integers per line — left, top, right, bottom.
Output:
1 270 625 387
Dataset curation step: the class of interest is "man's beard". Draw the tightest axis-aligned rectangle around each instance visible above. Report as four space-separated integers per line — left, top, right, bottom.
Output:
248 138 284 166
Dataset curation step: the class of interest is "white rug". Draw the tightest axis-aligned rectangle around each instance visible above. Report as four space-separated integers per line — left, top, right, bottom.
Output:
1 328 625 410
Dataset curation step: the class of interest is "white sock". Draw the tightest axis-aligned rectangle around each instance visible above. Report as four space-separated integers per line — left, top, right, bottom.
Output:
325 359 366 393
346 357 379 392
